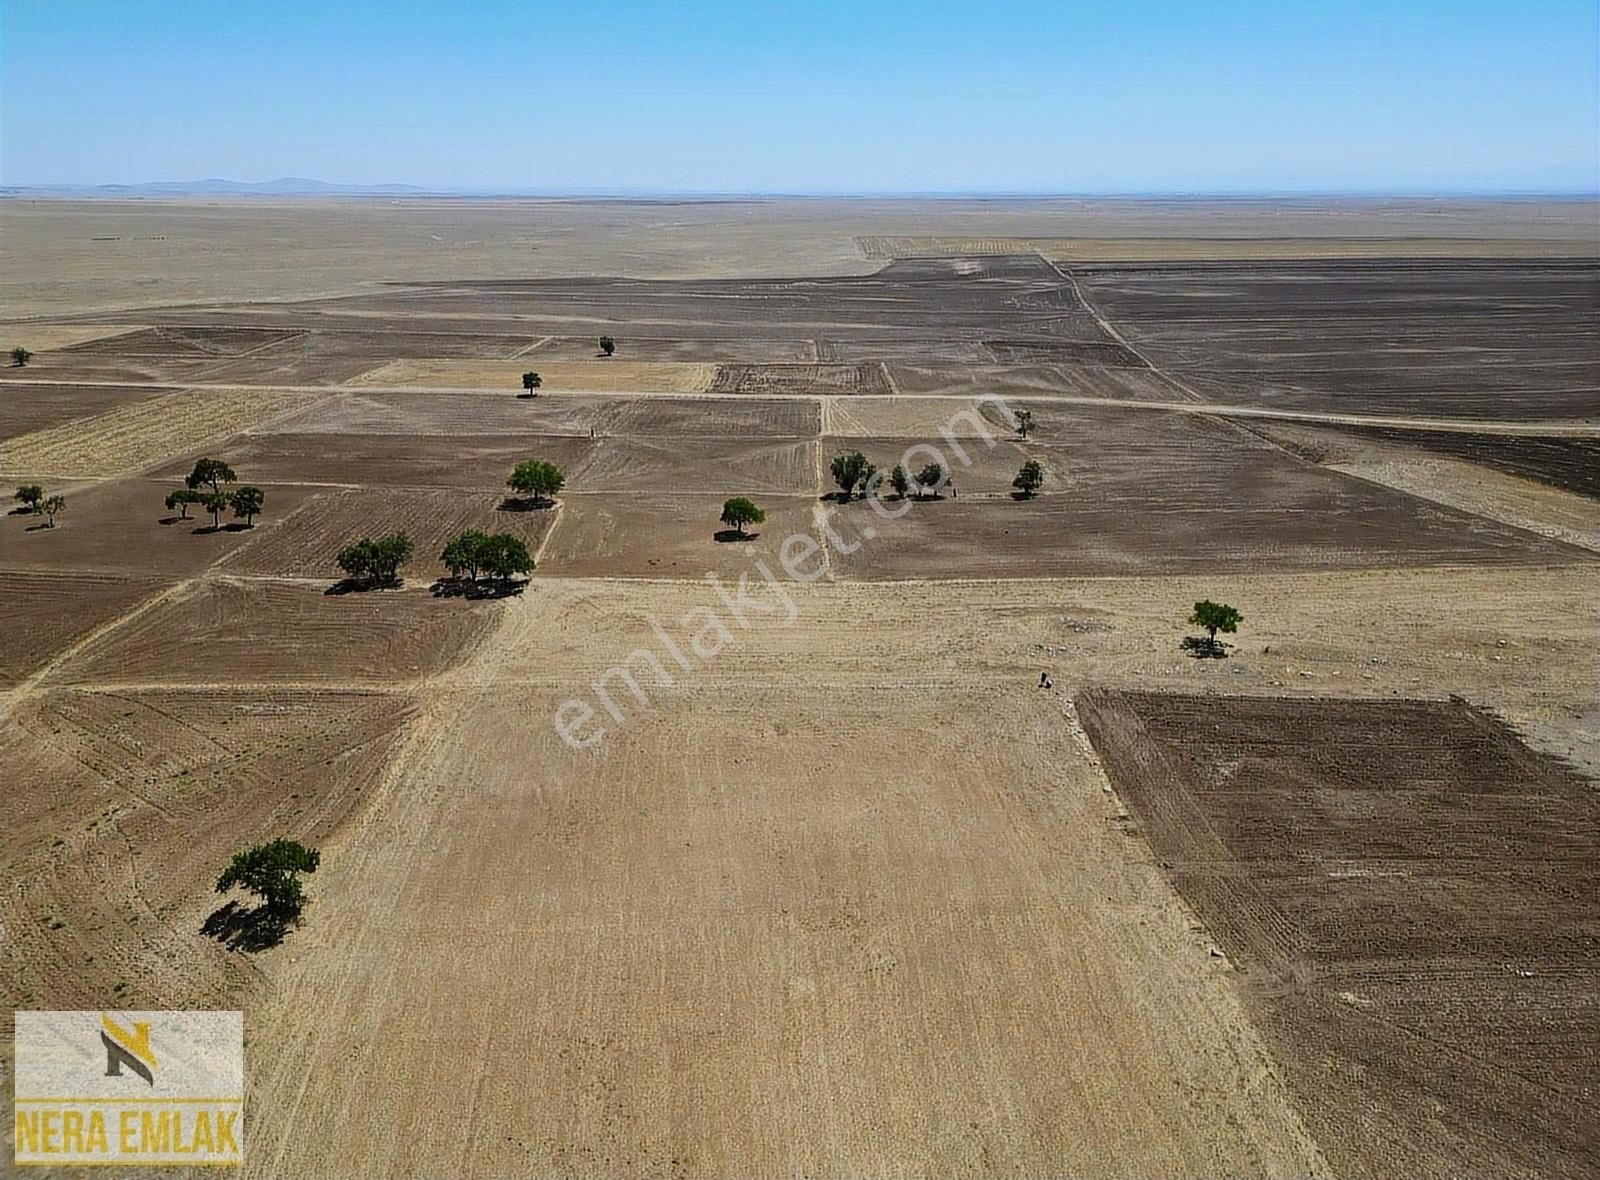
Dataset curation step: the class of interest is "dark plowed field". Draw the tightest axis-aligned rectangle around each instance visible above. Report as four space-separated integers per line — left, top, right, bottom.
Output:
1075 259 1600 419
1330 426 1600 499
709 362 892 396
1077 689 1600 1180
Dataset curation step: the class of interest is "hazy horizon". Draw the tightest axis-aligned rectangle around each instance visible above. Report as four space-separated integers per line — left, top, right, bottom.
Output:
3 1 1596 194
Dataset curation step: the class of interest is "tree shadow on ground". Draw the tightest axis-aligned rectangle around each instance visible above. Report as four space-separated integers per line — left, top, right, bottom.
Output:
499 496 555 513
325 577 404 596
201 900 291 952
1009 490 1039 501
430 576 527 600
24 522 56 532
1180 636 1231 659
713 529 759 543
8 505 36 516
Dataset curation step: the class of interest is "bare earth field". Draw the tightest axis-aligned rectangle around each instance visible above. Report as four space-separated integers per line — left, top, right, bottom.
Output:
1 197 1596 1178
1077 690 1600 1180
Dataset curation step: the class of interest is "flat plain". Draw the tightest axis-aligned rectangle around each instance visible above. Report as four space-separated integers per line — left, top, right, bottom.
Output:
1 196 1596 1178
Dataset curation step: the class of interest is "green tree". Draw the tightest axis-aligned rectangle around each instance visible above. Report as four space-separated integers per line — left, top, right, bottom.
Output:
186 458 237 495
336 532 413 587
216 839 321 923
41 494 66 527
915 462 945 499
1012 459 1044 498
200 491 230 529
1015 409 1034 439
10 346 32 367
507 459 565 505
15 484 44 514
441 529 492 581
229 486 265 527
165 488 199 519
521 371 542 397
598 335 616 357
829 451 876 500
1189 600 1242 655
888 465 909 500
479 533 534 584
719 496 765 537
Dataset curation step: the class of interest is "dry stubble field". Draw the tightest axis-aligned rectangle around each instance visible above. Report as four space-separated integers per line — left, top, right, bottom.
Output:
1 197 1597 1178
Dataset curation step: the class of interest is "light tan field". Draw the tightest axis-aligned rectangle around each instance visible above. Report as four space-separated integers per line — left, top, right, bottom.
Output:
5 196 1596 319
1 323 144 352
2 198 1596 1179
2 386 324 477
235 566 1593 1177
347 358 716 393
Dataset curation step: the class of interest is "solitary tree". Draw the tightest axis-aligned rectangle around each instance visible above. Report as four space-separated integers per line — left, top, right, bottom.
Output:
1189 600 1242 655
598 335 616 357
41 494 66 527
1015 409 1034 439
216 839 321 924
915 462 945 500
14 484 44 514
1012 459 1044 498
829 452 875 500
521 371 542 398
10 346 32 368
229 486 265 527
200 491 231 530
336 532 413 587
720 496 765 538
507 460 565 506
164 488 198 519
186 458 237 495
888 465 909 500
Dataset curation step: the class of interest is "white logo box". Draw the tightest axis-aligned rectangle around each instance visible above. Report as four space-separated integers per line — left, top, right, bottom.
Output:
14 1011 244 1167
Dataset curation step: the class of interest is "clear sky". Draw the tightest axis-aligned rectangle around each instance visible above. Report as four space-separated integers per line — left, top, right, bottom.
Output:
2 0 1596 193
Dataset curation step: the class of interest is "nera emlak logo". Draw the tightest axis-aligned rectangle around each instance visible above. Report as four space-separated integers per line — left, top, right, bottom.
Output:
13 1011 244 1166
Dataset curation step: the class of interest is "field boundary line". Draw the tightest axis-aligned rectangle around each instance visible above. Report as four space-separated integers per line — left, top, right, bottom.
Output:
2 377 1595 436
1 576 203 711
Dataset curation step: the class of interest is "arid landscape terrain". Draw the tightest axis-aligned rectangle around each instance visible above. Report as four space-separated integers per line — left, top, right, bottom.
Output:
2 197 1597 1177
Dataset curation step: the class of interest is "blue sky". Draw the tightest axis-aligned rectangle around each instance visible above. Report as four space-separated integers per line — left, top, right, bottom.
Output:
2 0 1596 192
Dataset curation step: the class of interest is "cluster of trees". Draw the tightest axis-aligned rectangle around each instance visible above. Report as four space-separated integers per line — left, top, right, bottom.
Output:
164 458 265 528
14 484 66 527
598 335 616 357
440 530 534 585
335 533 413 588
10 346 32 367
830 451 951 501
830 450 1047 504
329 529 534 591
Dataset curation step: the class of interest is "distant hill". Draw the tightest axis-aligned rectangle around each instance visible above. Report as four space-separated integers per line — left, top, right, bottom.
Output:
3 177 430 197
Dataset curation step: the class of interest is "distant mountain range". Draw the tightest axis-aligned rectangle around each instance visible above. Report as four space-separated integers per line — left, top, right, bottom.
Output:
3 177 430 197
